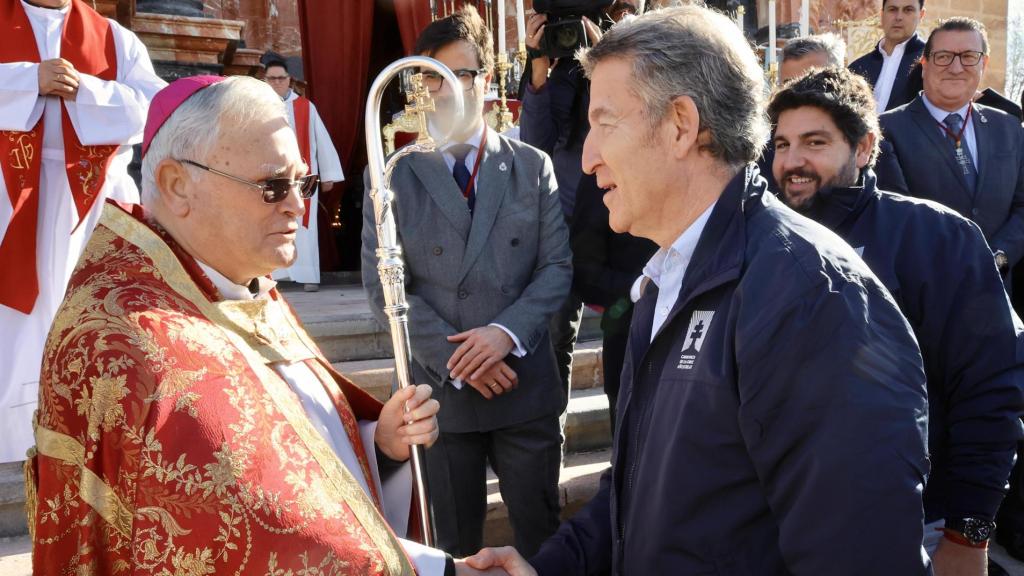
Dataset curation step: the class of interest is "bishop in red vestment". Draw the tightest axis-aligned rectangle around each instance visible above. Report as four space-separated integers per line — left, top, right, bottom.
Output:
25 76 466 575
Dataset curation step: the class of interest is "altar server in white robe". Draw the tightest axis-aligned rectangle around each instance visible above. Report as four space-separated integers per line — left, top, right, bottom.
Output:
0 0 165 464
264 59 344 292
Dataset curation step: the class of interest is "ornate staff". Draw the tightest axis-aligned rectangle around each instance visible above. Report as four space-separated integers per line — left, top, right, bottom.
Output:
364 56 465 547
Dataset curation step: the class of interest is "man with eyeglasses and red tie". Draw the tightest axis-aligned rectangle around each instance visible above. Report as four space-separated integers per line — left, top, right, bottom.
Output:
876 17 1024 292
23 74 502 575
263 58 343 293
361 5 571 561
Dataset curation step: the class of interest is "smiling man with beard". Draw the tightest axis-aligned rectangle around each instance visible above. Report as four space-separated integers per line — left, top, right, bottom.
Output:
771 66 1024 576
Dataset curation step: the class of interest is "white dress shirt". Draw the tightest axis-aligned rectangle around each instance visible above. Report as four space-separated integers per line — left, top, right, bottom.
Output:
873 36 912 113
921 93 979 167
196 261 446 575
629 202 717 341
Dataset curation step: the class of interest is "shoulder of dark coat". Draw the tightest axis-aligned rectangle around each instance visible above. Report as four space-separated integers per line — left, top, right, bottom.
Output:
742 193 881 301
974 103 1024 134
848 49 879 71
871 189 988 246
878 100 916 125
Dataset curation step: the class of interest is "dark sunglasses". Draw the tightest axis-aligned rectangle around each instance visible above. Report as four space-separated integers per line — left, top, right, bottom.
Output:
180 159 319 204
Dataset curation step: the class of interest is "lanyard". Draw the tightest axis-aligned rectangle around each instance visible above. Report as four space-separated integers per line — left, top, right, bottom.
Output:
460 126 487 199
935 104 973 148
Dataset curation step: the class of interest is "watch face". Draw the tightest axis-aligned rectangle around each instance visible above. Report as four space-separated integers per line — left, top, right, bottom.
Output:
961 518 995 544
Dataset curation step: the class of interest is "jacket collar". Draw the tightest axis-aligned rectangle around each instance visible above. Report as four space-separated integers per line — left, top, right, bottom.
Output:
634 165 757 348
796 169 876 234
873 32 924 59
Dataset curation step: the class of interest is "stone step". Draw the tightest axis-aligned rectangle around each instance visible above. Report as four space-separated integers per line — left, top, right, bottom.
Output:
0 463 25 539
283 284 603 363
483 448 610 548
336 340 605 402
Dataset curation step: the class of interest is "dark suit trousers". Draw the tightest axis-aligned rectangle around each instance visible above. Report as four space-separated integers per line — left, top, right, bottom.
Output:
425 413 562 558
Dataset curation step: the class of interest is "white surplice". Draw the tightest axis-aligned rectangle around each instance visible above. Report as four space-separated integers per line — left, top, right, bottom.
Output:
0 1 166 464
272 90 344 285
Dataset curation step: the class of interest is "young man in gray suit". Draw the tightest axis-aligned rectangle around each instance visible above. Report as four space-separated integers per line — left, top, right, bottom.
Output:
361 6 572 559
875 17 1024 292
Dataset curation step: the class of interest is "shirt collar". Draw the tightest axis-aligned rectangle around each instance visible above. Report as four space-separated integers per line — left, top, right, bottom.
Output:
878 35 912 58
195 260 276 301
21 0 69 18
642 200 717 289
439 121 486 154
922 92 971 124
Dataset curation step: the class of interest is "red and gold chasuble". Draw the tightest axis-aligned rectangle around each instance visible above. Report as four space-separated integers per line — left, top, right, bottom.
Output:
292 95 314 228
26 201 416 575
0 0 119 314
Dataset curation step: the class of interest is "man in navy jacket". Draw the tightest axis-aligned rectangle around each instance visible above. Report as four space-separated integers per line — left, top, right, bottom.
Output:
461 7 931 575
848 0 926 112
770 66 1023 575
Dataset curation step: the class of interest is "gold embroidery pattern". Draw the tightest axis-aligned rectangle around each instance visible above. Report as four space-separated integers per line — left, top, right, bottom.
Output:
35 426 133 538
31 204 414 575
7 131 35 170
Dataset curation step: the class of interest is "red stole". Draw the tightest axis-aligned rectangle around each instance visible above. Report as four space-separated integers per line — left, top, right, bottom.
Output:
0 0 118 314
292 95 314 228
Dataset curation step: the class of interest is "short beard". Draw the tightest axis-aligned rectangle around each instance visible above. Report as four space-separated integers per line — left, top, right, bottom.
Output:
783 152 860 214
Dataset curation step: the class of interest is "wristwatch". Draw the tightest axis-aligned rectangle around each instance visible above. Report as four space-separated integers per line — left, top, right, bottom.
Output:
945 517 996 546
995 250 1009 270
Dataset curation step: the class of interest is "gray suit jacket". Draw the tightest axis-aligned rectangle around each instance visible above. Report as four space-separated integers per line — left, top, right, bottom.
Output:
361 128 572 433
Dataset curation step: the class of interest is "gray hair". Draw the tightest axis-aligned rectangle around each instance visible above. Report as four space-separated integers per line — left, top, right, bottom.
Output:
141 76 287 206
578 5 769 168
781 33 847 68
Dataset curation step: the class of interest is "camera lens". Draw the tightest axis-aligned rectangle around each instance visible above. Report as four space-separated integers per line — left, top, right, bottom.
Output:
556 26 579 49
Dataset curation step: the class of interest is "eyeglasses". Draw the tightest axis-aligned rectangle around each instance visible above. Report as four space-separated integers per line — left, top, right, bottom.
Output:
265 75 290 81
928 50 984 67
420 68 488 92
180 159 318 204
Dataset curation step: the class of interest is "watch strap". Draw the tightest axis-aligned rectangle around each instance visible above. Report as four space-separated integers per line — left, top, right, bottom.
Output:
941 528 989 549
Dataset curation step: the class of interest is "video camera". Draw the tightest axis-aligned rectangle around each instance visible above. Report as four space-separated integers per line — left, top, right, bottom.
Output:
533 0 614 59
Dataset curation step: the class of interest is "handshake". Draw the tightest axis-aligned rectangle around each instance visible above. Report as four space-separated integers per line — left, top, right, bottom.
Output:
455 547 537 576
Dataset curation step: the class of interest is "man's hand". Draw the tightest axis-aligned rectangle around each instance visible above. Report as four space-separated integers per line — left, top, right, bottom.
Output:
464 360 518 400
38 58 79 100
931 536 988 576
454 559 511 575
447 326 515 381
525 13 547 52
374 384 439 462
526 13 551 90
320 181 336 193
463 547 537 576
